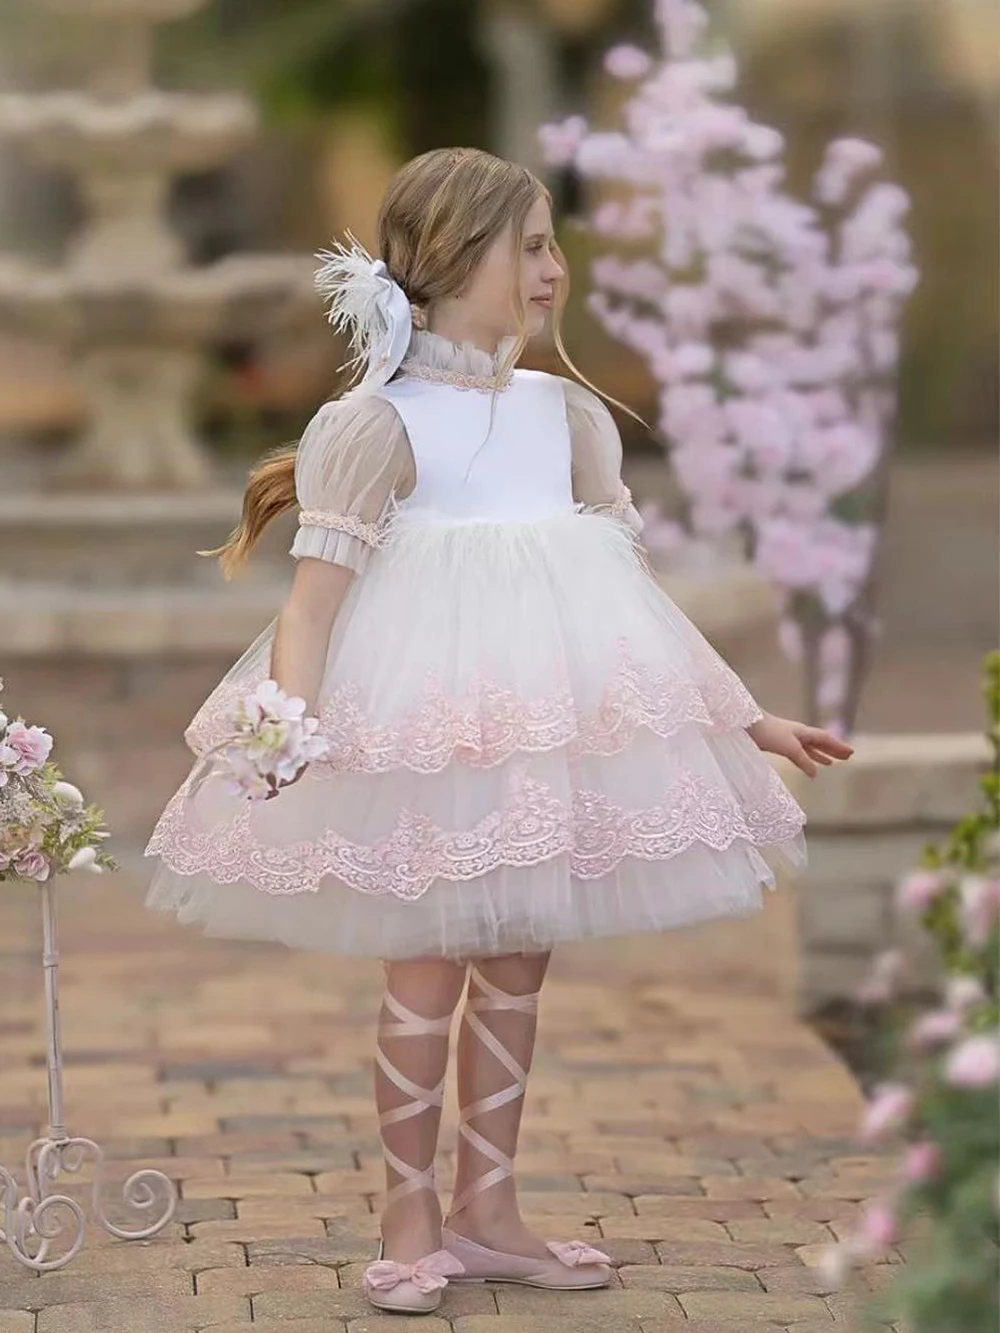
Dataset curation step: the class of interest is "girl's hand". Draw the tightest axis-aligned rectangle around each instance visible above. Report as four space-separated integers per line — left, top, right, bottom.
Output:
264 763 309 800
747 712 854 779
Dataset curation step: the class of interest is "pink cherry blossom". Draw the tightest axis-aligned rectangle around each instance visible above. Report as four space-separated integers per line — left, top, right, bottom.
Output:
654 0 709 59
858 1082 914 1143
538 116 588 169
778 617 803 663
605 45 653 80
820 623 852 670
814 139 883 207
944 1035 1000 1089
540 0 913 733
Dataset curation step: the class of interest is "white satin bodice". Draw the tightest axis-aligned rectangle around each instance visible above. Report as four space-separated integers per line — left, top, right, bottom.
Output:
376 365 574 523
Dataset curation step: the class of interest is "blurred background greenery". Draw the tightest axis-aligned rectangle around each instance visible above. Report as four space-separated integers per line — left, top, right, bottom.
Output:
0 0 996 460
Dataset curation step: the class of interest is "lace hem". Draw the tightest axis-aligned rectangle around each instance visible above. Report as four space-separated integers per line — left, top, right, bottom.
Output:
182 638 765 774
144 759 805 900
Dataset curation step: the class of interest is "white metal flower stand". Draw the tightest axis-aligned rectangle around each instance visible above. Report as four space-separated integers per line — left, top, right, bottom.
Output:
0 880 177 1270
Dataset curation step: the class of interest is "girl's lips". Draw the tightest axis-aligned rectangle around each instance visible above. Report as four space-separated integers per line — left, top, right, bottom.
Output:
531 295 553 307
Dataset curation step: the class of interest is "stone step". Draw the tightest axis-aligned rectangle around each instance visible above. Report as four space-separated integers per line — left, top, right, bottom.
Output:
0 560 775 658
0 488 295 587
0 580 285 654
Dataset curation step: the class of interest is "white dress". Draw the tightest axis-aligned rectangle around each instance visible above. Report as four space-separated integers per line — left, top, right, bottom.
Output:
144 328 807 960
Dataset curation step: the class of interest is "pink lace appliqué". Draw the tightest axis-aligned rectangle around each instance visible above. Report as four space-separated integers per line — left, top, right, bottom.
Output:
182 638 765 774
145 758 805 900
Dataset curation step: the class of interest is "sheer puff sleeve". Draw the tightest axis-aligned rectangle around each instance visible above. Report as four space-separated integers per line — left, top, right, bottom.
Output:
289 393 415 575
561 378 645 539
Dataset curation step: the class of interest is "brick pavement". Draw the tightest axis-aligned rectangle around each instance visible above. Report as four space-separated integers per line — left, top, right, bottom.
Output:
0 856 908 1333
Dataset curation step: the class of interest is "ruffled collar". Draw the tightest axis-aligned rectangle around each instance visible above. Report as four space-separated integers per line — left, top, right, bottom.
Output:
397 327 520 392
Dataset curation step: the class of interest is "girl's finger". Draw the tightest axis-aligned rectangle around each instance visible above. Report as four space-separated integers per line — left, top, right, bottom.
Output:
807 728 854 756
803 742 834 765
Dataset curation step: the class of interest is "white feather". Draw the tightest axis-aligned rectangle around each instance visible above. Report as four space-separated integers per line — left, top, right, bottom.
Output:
314 230 392 383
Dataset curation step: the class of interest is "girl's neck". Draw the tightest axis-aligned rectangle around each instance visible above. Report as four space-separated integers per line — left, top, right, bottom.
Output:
425 316 503 358
399 326 519 391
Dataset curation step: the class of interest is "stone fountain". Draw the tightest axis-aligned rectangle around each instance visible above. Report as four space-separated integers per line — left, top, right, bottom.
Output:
0 0 319 841
0 0 317 489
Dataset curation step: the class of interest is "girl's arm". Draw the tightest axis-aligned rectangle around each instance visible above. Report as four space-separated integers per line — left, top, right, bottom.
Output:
270 558 355 714
263 392 415 794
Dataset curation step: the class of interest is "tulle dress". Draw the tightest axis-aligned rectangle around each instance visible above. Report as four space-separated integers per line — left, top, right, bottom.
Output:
143 327 807 960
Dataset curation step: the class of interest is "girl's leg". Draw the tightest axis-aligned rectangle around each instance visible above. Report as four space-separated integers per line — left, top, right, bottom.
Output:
375 955 469 1263
443 949 554 1259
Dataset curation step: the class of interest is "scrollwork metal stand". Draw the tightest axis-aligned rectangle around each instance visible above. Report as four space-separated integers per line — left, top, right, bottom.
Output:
0 881 177 1270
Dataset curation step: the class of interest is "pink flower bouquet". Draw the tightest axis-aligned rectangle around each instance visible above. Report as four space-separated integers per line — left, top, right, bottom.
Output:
0 676 117 884
191 680 329 802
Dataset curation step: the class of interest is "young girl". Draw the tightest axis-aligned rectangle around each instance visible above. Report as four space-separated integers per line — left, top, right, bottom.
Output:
144 146 852 1315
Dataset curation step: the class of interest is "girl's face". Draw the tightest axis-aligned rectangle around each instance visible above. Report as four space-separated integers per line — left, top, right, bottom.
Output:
461 194 565 342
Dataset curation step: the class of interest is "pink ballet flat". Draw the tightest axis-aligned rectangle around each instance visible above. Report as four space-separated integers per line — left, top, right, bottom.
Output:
441 1225 613 1289
363 1236 466 1313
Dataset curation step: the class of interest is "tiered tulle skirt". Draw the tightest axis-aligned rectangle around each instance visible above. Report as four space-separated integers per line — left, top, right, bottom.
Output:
144 508 807 959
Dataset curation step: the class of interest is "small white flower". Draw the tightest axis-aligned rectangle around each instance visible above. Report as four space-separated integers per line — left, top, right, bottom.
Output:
52 781 85 810
67 845 99 872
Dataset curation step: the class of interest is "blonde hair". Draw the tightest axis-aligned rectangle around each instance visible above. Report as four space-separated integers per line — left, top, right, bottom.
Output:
203 146 644 579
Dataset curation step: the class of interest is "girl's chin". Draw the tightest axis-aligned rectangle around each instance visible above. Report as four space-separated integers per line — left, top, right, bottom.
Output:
521 307 548 335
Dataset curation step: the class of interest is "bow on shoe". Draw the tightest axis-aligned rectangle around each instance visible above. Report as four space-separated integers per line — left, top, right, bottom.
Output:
364 1248 465 1294
546 1239 612 1267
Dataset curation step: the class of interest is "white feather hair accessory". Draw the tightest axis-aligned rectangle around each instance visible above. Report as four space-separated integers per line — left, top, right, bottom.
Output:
313 230 415 394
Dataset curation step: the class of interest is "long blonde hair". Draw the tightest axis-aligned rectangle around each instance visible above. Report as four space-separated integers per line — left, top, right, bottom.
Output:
203 145 643 579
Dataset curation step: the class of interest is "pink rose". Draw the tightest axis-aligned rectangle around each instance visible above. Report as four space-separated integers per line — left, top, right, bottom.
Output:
946 975 986 1014
958 875 1000 949
2 720 53 776
855 1196 897 1254
895 869 948 915
13 847 50 881
901 1141 942 1185
859 1082 913 1143
944 1035 1000 1089
906 1009 962 1051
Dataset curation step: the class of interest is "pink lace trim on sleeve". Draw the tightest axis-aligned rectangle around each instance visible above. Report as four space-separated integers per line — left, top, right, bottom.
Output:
298 509 386 549
574 484 634 525
144 757 805 900
610 484 632 518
